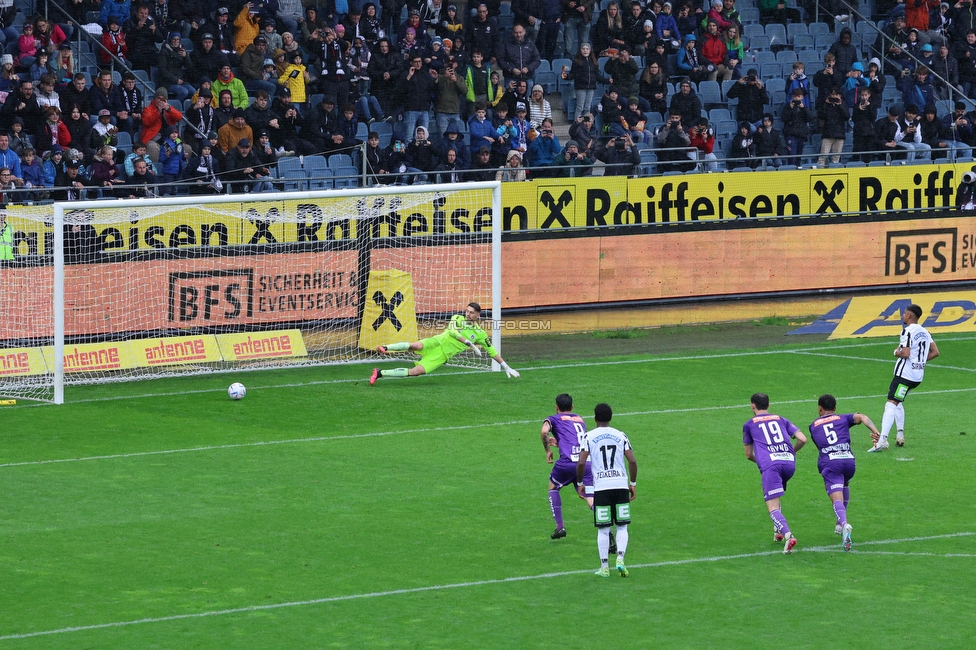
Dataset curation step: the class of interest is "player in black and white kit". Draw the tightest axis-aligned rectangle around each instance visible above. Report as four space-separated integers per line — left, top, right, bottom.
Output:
868 304 940 452
577 403 638 578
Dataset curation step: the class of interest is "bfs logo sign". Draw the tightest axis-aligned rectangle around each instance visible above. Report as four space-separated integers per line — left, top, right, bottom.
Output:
168 270 255 323
885 228 958 277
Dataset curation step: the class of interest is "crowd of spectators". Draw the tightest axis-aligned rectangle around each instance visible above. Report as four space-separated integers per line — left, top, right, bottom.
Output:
1 0 976 200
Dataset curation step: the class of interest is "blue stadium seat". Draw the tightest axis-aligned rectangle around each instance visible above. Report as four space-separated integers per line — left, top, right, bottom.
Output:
535 70 558 94
708 107 732 123
815 32 836 50
304 155 328 176
744 24 765 40
328 153 353 170
776 50 798 65
282 169 307 191
760 62 783 79
334 166 360 188
698 80 723 108
277 156 303 176
739 6 760 23
765 23 788 50
786 22 808 42
793 34 815 50
309 169 334 190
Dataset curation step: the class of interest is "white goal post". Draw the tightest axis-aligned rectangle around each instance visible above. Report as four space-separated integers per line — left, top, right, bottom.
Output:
0 182 502 404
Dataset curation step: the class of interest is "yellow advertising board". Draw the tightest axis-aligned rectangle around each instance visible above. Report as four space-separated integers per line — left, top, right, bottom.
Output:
358 269 419 350
2 164 970 257
0 346 50 377
829 291 976 339
131 335 222 367
40 341 139 373
216 330 309 361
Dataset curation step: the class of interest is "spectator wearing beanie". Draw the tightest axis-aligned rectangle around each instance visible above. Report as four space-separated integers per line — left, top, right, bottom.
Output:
139 87 184 162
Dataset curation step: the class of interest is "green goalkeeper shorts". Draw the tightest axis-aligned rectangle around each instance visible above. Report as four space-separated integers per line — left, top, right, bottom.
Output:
416 338 450 373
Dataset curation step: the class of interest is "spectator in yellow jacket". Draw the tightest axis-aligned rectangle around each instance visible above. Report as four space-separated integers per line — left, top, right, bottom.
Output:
234 3 261 55
278 52 309 105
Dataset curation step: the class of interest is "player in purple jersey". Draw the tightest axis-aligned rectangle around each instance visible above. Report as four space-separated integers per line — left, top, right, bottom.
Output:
742 392 807 554
808 394 880 551
541 394 612 547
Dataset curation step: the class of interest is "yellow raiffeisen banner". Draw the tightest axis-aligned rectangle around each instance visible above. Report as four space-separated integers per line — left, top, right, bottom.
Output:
2 164 972 254
358 269 419 350
829 291 976 339
0 330 307 376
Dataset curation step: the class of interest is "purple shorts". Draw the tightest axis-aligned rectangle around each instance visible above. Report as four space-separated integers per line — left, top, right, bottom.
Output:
819 457 856 495
550 459 593 495
760 463 795 501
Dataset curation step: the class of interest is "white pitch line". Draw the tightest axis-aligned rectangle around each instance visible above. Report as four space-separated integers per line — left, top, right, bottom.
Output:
0 531 969 642
791 350 976 373
806 551 976 558
7 334 976 408
3 385 976 469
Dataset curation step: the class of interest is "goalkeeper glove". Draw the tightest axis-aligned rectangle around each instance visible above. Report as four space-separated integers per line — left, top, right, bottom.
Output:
501 361 519 378
465 339 483 357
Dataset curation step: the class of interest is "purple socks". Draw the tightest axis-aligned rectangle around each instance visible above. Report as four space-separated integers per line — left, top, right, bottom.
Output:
833 500 848 527
770 508 791 535
549 490 563 528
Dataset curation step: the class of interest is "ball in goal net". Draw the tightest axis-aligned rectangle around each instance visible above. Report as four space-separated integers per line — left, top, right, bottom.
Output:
0 182 502 404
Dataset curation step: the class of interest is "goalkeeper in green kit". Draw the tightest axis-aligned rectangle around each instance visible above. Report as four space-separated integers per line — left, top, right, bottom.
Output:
369 302 520 384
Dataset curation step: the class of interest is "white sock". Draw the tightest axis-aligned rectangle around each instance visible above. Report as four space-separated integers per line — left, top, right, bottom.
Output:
894 402 905 437
615 524 629 561
597 528 611 564
879 402 896 443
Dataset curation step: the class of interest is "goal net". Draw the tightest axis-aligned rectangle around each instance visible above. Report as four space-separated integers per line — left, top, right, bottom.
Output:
0 183 502 404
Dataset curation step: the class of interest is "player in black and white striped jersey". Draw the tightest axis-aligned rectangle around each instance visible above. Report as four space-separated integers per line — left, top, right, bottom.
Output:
869 304 941 452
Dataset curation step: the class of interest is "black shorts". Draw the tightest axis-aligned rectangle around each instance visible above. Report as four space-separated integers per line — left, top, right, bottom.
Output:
592 488 632 528
888 376 921 402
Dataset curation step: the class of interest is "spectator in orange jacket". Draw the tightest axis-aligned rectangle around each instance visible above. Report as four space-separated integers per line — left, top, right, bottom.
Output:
139 87 184 161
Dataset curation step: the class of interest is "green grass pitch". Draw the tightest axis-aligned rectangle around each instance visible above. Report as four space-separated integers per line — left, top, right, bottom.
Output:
1 332 975 648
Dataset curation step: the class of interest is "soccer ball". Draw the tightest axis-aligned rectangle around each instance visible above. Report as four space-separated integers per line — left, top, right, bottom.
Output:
228 382 246 400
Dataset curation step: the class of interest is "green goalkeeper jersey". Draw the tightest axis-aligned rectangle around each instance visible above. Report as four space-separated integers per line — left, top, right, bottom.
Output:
433 315 498 358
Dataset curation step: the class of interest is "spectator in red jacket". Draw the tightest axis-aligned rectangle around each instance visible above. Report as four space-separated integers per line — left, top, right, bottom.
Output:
701 19 732 81
139 87 183 162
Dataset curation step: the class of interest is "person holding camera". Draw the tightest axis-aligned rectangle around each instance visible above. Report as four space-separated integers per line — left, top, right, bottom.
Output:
125 4 164 72
895 103 932 161
726 68 768 124
899 65 936 108
551 139 593 177
840 61 869 108
780 86 811 166
528 117 561 171
655 108 694 172
940 100 974 160
819 86 849 166
597 133 639 176
139 87 184 162
852 87 878 162
688 117 718 171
